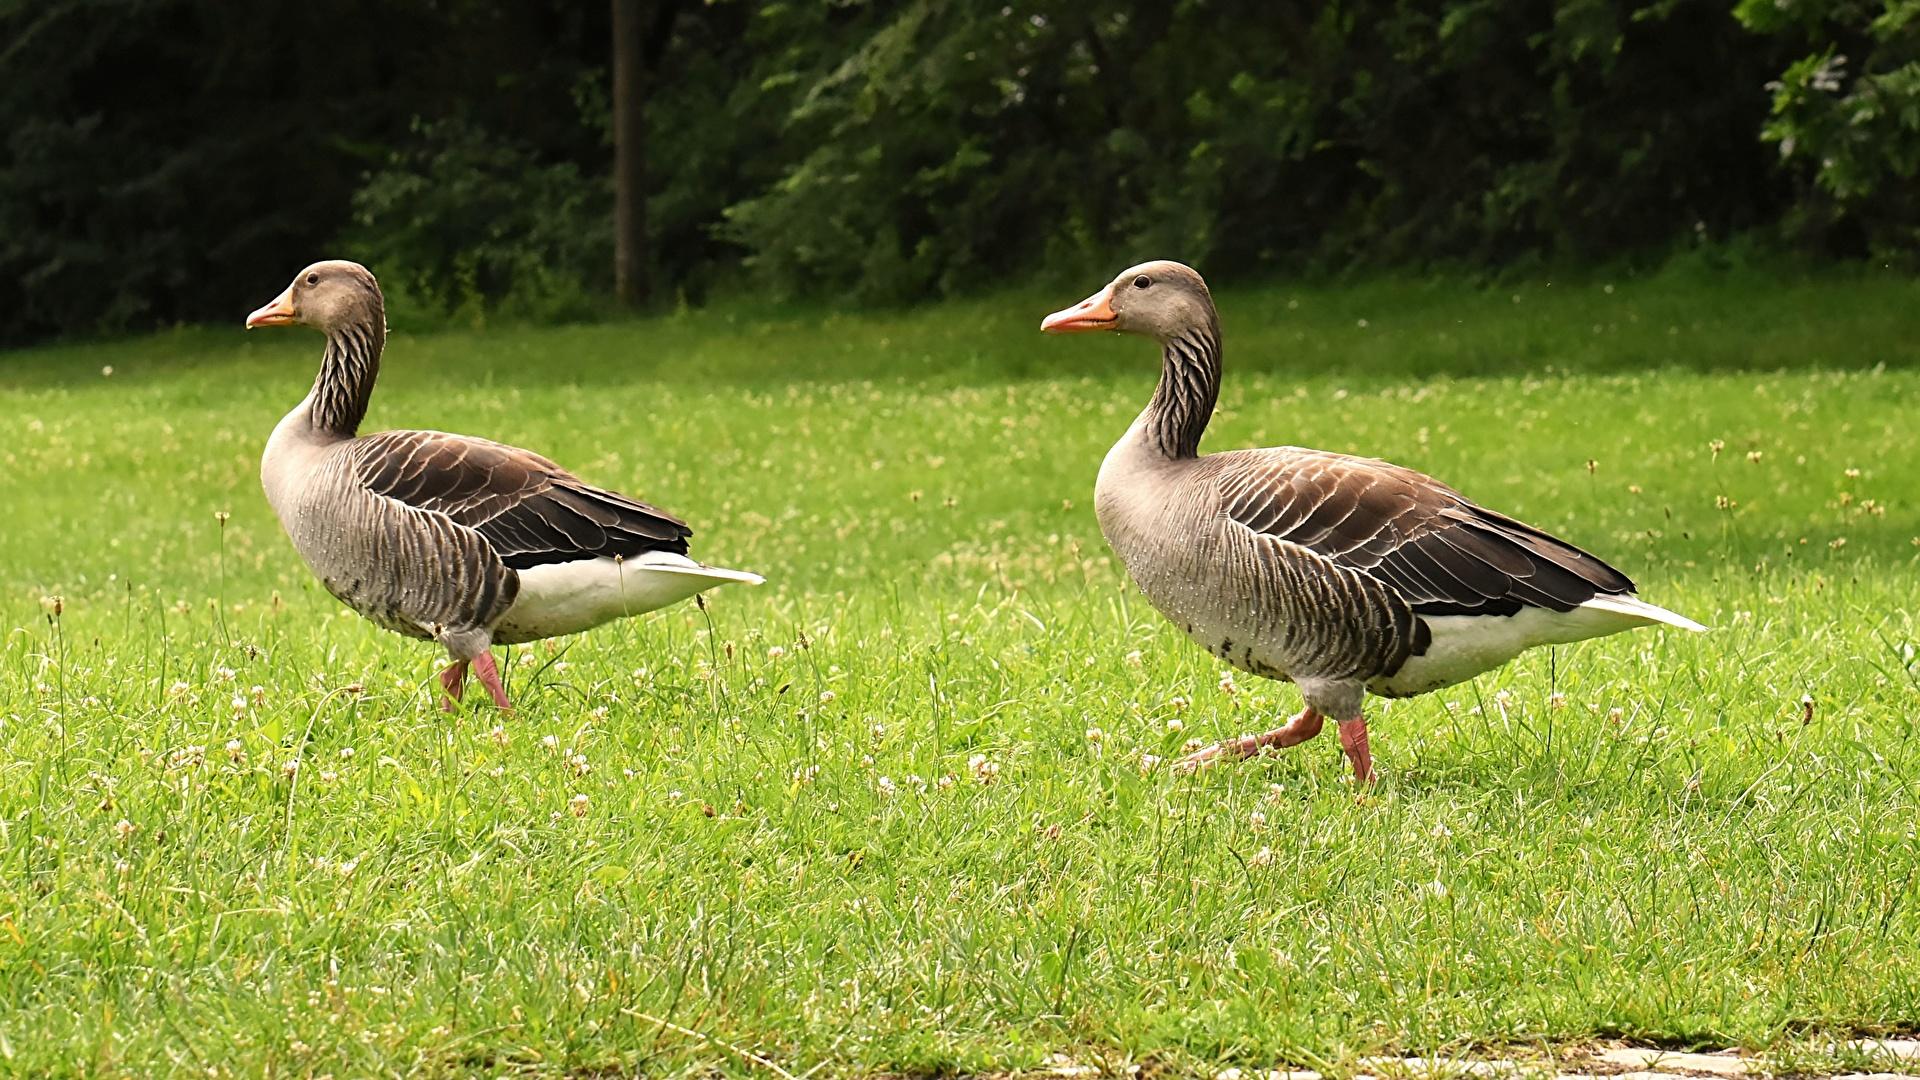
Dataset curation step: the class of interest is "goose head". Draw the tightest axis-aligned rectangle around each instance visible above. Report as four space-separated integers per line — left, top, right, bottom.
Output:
246 260 384 334
1041 260 1215 343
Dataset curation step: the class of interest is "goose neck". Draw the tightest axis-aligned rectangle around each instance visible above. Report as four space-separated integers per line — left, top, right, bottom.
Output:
306 316 385 438
1140 319 1222 460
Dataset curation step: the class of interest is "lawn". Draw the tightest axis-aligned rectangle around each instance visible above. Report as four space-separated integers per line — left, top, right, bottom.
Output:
2 262 1918 1077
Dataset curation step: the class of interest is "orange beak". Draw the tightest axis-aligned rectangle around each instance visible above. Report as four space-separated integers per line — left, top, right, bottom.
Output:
244 287 297 329
1041 286 1118 334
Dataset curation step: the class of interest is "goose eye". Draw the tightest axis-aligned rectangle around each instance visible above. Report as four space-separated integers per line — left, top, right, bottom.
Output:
305 273 319 286
1132 275 1151 289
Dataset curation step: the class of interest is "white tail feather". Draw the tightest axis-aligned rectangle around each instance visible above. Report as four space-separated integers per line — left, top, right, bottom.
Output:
626 551 765 586
492 552 763 644
1579 593 1706 632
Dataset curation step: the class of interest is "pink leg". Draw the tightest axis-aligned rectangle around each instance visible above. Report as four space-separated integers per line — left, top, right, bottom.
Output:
471 651 512 711
1178 708 1325 770
438 659 469 713
1337 716 1376 784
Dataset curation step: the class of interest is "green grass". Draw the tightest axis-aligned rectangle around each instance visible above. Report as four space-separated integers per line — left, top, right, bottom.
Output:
2 264 1919 1077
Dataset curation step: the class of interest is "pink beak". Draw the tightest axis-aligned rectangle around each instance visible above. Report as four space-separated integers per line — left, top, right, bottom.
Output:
1041 285 1118 333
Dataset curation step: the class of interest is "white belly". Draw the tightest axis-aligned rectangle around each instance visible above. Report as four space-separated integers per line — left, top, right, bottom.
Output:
492 552 762 645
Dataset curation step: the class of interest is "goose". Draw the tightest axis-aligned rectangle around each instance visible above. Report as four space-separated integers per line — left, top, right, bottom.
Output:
245 260 762 711
1041 261 1703 782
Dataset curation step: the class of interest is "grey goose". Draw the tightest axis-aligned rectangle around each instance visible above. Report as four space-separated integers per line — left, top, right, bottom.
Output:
1042 261 1702 782
246 260 761 711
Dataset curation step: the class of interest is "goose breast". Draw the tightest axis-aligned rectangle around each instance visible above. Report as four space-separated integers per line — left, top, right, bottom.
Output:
268 445 517 642
1095 443 1418 691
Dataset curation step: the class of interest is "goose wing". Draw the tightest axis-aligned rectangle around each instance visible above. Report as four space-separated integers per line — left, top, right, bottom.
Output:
348 429 692 570
1212 447 1633 617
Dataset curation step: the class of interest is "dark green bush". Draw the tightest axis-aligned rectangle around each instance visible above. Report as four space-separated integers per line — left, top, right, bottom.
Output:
721 1 1798 301
0 0 1909 344
1737 0 1920 259
348 118 611 326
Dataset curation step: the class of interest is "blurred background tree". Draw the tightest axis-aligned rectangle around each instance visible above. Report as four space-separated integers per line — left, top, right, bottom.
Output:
0 0 1910 345
1736 0 1920 259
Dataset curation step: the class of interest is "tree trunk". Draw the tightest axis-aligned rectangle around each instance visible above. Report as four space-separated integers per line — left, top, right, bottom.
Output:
612 0 647 307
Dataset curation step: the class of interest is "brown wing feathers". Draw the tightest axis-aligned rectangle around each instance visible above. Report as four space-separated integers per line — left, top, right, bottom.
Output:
1219 449 1634 618
352 430 692 570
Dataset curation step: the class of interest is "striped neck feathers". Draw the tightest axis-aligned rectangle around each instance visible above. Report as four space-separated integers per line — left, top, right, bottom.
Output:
1141 318 1222 459
307 314 385 437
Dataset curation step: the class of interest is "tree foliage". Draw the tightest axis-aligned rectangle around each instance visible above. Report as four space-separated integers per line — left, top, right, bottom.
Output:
0 0 1908 344
1737 0 1920 257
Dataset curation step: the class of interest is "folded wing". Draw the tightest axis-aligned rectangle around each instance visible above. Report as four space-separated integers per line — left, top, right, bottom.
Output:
1213 447 1634 617
349 429 692 570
